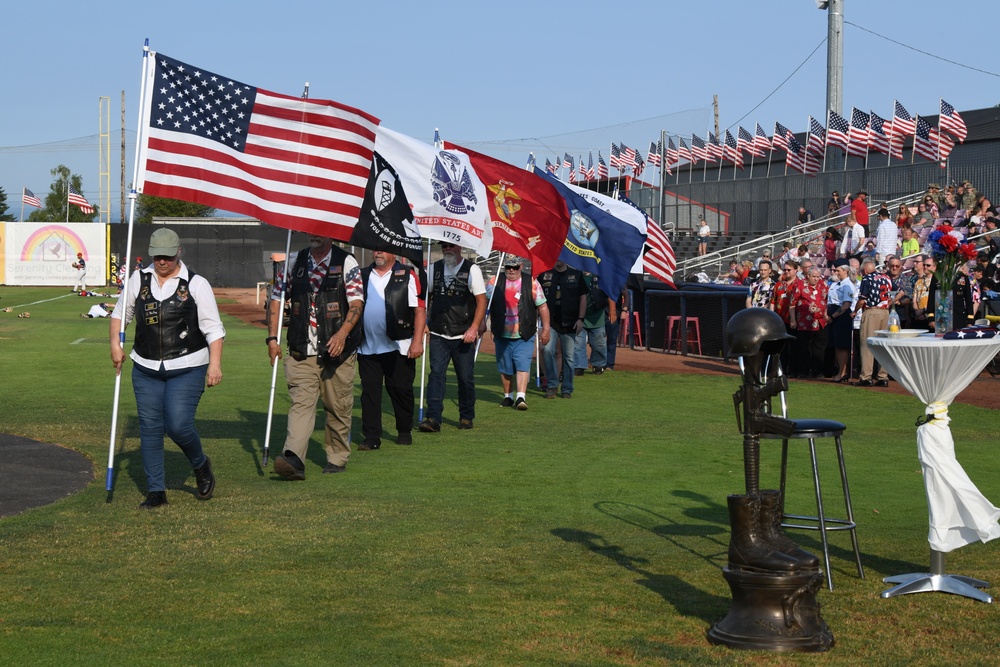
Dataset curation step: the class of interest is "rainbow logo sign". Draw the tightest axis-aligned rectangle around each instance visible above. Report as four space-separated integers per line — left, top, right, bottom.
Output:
19 225 88 263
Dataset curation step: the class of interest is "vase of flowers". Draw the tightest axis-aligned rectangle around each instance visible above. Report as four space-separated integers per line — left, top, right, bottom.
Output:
925 223 978 334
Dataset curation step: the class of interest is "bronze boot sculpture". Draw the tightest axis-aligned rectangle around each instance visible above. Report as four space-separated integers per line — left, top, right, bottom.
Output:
726 494 801 574
758 489 820 571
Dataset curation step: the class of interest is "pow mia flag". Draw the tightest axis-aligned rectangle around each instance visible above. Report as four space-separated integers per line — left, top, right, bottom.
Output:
351 151 424 265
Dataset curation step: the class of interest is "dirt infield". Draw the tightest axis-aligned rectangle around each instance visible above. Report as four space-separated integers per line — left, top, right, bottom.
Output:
216 288 1000 411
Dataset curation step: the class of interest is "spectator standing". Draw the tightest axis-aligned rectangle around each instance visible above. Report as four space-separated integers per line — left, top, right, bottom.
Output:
746 260 776 309
839 215 865 258
789 267 829 378
911 255 933 330
772 260 799 376
357 251 425 450
874 209 899 264
852 258 892 387
827 259 856 382
538 261 586 398
697 215 710 256
851 190 870 234
419 242 487 432
823 227 841 265
267 235 364 479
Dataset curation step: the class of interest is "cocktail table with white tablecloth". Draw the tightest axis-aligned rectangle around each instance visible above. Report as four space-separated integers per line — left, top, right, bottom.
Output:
867 334 1000 603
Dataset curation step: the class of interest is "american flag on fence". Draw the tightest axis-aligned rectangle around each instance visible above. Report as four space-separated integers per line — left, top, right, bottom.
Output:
892 100 916 137
739 126 765 158
644 215 676 287
825 110 849 152
620 143 637 167
609 143 624 170
913 117 939 163
771 122 792 151
586 152 596 179
867 111 894 157
940 99 967 143
753 124 771 156
807 117 826 156
138 52 378 238
707 132 724 161
847 108 870 157
68 185 94 214
723 130 744 170
646 140 662 167
690 134 709 162
22 187 41 208
677 138 692 164
597 152 609 179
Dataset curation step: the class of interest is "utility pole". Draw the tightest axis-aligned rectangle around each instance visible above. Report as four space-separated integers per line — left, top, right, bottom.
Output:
713 95 720 139
819 0 844 118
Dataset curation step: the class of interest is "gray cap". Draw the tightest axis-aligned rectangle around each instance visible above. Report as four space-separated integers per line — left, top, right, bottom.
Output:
503 255 525 268
149 228 180 256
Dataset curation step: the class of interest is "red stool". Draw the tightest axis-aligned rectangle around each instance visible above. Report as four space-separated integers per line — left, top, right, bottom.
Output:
666 316 702 355
631 312 643 347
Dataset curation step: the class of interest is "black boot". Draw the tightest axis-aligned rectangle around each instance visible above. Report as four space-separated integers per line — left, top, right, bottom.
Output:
193 456 215 500
139 491 168 509
726 494 800 574
758 490 820 570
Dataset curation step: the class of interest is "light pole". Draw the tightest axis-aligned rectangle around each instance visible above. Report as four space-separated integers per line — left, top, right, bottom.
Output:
817 0 844 118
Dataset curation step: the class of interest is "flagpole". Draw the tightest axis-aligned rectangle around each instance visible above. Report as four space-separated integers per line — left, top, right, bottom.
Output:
418 240 431 421
766 125 774 178
107 40 154 498
65 177 70 223
262 230 292 467
911 116 917 165
718 135 724 182
475 252 505 363
658 130 666 247
20 189 24 222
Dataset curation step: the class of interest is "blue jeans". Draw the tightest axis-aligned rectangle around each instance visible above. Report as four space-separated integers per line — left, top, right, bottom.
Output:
605 319 620 369
426 335 476 423
132 363 208 492
544 331 576 394
574 327 607 369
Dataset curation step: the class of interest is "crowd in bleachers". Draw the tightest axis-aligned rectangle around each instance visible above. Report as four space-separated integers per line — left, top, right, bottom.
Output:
718 181 999 383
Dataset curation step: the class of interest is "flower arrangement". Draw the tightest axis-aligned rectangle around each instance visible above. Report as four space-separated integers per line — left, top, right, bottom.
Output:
925 223 978 289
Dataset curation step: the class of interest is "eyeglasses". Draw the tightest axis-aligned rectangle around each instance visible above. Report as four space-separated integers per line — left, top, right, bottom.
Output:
923 263 934 267
888 264 901 268
504 266 521 271
153 254 178 262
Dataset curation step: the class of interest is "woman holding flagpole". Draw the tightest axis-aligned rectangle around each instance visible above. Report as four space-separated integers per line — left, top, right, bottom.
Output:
110 228 224 508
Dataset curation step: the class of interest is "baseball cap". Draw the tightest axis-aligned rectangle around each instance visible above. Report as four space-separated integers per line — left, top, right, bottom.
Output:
503 256 524 268
149 228 180 256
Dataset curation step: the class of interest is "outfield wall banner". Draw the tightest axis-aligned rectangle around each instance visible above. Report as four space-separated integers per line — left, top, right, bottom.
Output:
3 223 107 286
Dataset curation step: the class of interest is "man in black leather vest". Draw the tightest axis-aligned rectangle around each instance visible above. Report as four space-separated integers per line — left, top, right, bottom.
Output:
538 260 585 398
418 241 487 432
266 235 364 479
357 251 425 449
488 256 550 411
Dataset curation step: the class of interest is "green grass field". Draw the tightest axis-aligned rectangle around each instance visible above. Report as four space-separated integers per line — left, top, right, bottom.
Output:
2 286 1000 666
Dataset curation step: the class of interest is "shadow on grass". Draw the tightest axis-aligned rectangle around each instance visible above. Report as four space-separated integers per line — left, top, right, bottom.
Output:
551 527 729 624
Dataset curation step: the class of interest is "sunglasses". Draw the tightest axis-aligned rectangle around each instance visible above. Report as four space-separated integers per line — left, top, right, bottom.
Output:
440 243 457 249
504 265 521 270
153 254 178 262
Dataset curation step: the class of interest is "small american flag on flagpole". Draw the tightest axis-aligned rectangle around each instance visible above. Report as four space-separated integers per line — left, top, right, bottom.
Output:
22 187 42 208
753 123 771 156
723 130 743 170
825 111 849 152
939 99 967 143
847 108 869 157
771 123 791 152
68 185 94 214
806 117 826 156
690 134 710 162
643 214 676 288
892 100 916 137
597 152 609 179
609 143 623 170
867 111 893 157
646 140 661 167
913 117 939 163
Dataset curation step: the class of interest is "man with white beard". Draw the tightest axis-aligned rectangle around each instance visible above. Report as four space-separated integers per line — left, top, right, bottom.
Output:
417 241 487 433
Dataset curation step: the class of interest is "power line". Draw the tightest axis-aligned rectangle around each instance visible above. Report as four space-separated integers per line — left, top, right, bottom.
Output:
846 21 1000 79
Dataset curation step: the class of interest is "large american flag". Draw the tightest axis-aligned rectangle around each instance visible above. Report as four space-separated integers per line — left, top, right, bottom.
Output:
847 108 869 157
68 185 94 214
139 52 378 238
644 216 676 287
913 116 939 163
892 100 916 137
22 187 41 208
690 134 710 162
646 140 662 167
723 130 744 170
739 126 765 158
939 99 967 143
825 111 849 152
868 111 894 157
771 122 792 151
609 143 624 170
806 117 826 156
753 123 771 156
597 152 609 179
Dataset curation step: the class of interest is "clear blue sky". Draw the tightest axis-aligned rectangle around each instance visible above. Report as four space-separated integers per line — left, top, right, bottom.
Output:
3 0 998 221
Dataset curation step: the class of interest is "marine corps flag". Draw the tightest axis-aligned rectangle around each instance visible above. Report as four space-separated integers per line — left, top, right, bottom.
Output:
446 142 570 276
351 151 424 265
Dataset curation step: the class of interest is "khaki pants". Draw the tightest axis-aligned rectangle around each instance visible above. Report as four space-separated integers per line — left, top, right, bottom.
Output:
859 308 889 381
283 353 355 466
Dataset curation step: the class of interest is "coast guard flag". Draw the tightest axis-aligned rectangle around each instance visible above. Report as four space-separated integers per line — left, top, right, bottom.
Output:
537 168 646 299
374 126 491 255
447 142 570 275
138 51 379 239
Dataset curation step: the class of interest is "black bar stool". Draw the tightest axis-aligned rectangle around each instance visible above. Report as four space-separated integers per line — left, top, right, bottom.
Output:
762 418 864 590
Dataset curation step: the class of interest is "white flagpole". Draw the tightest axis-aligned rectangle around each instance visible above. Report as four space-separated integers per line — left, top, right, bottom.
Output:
106 40 154 496
475 252 505 363
262 230 293 468
20 189 24 222
418 239 431 422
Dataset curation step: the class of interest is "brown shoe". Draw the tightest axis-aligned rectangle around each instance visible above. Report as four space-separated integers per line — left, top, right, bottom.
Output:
544 389 557 399
458 418 474 430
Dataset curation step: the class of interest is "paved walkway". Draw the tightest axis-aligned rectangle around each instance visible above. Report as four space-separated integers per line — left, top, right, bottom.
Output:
0 434 93 518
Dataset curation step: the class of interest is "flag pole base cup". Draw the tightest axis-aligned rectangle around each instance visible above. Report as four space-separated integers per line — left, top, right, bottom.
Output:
708 567 834 653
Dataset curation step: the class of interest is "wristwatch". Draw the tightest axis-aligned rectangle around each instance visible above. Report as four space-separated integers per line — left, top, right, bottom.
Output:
265 336 278 344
